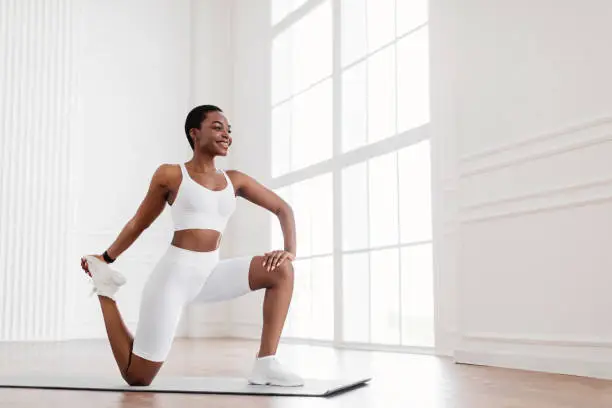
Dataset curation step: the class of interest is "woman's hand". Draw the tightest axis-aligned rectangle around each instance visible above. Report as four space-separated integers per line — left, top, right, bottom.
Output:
80 254 106 277
262 250 295 272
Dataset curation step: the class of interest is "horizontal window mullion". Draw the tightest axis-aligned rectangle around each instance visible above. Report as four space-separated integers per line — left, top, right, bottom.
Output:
271 74 333 109
341 240 433 256
340 22 429 72
293 252 334 262
268 125 429 189
271 0 328 37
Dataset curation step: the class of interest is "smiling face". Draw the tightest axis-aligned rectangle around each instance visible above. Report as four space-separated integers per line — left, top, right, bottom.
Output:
189 110 232 156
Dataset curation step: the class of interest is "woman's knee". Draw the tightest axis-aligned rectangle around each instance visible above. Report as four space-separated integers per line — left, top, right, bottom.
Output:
125 374 154 387
276 260 294 283
122 353 163 387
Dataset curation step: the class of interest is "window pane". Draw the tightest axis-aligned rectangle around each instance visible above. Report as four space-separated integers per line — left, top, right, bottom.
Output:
291 180 313 258
397 27 429 133
311 256 334 340
366 0 395 52
291 79 333 171
272 0 308 25
278 174 332 259
369 152 399 247
271 102 292 177
294 0 308 10
310 174 333 255
272 31 292 104
397 0 428 36
341 0 367 66
343 253 370 342
342 60 367 153
291 1 332 94
398 140 432 243
370 248 400 344
368 46 396 143
401 244 434 346
342 162 369 251
284 258 312 338
270 186 292 250
272 0 291 26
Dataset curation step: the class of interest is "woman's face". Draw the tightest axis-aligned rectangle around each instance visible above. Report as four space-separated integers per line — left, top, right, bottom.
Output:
191 111 232 156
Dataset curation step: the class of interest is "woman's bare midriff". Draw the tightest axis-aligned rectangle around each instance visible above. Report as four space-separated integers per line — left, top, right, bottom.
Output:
171 229 222 252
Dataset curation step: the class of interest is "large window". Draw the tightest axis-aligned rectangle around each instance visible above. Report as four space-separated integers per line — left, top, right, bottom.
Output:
270 0 432 348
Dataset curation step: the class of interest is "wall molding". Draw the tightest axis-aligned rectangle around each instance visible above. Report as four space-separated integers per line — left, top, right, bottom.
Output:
455 332 612 380
460 176 612 212
184 322 230 339
454 349 612 380
460 115 612 163
462 134 612 178
459 115 612 177
227 323 262 340
459 189 612 224
461 332 612 349
458 175 612 223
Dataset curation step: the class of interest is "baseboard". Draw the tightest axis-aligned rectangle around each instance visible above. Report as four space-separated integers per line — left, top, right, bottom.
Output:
227 323 262 340
454 334 612 380
184 322 230 338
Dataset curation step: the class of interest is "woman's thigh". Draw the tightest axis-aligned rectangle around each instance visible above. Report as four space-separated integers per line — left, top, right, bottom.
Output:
131 249 203 364
192 255 261 303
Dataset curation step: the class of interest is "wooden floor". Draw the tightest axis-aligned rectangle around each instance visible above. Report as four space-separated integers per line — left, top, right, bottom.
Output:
0 338 610 407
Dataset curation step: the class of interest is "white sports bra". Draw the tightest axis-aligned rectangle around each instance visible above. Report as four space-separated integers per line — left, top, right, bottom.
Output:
170 163 237 233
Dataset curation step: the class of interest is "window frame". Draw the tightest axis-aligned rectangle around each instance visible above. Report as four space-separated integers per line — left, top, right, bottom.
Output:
268 0 434 353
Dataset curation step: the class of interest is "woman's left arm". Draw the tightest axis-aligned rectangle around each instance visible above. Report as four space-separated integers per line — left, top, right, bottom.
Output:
226 170 296 271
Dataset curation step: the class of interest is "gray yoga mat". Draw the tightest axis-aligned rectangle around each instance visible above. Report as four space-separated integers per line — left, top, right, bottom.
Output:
0 374 371 397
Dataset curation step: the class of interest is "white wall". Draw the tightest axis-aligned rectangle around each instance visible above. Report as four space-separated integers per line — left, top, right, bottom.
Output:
183 0 236 338
225 0 273 340
432 0 612 379
69 0 192 338
178 0 279 341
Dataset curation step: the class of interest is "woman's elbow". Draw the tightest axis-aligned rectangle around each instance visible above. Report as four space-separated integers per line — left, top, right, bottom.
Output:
277 203 294 217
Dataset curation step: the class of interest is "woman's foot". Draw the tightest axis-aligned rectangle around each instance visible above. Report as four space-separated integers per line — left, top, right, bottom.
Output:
248 355 304 387
82 255 127 301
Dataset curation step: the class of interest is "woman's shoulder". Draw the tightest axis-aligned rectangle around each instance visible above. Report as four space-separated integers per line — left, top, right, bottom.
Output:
151 163 183 188
224 169 248 181
156 162 182 176
223 169 264 191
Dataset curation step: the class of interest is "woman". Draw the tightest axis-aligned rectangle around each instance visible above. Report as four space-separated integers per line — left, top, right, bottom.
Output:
80 105 303 387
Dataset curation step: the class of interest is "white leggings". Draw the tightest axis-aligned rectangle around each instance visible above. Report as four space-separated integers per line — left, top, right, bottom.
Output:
132 244 254 362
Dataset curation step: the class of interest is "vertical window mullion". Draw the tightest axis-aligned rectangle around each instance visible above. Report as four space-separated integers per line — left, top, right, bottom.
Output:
394 0 402 347
332 0 343 346
396 150 403 345
366 159 371 343
364 0 372 345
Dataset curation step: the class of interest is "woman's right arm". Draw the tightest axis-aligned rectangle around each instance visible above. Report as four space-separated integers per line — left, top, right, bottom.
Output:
94 164 173 263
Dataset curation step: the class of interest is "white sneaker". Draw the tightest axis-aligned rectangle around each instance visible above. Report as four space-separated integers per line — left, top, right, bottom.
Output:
248 355 304 387
83 255 126 301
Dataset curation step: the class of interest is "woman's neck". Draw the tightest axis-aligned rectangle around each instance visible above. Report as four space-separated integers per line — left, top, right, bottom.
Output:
189 151 217 173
